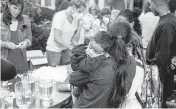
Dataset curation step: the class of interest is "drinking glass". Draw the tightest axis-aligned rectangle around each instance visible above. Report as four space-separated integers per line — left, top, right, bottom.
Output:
15 81 32 109
1 81 13 109
21 72 38 97
38 79 53 101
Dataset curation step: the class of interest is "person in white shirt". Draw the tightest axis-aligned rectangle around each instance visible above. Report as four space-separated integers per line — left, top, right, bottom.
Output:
88 4 99 20
92 7 111 34
139 0 159 49
110 9 120 23
46 0 86 67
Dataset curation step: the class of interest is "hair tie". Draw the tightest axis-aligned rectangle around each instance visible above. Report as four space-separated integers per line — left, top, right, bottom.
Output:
118 36 122 39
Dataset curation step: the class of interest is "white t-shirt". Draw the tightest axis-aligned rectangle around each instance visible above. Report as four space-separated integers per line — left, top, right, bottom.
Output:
46 10 78 52
93 19 107 32
10 21 18 31
139 12 159 48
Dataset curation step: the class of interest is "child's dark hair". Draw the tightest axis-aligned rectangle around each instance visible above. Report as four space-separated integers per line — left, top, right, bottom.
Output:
108 20 132 107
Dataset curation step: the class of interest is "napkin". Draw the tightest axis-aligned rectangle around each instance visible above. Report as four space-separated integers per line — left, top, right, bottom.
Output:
32 66 69 83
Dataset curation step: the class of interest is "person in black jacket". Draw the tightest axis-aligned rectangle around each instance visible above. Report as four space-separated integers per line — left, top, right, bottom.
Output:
146 0 176 107
1 59 17 81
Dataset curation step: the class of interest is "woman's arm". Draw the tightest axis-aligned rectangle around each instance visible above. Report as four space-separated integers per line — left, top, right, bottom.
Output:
71 19 84 46
71 45 106 72
53 13 73 50
71 28 82 46
92 19 100 35
23 15 32 47
126 66 144 98
25 15 32 47
18 15 32 49
69 71 89 87
54 29 73 50
78 55 106 72
0 40 18 49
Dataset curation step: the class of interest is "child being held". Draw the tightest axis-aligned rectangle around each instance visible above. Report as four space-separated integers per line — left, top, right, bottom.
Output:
70 43 109 99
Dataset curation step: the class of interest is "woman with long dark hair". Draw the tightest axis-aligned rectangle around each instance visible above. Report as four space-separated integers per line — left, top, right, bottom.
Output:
1 0 32 74
109 20 144 108
69 20 135 108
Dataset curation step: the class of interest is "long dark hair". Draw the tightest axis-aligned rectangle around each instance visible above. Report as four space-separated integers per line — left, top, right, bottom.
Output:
118 9 143 60
108 20 132 107
93 20 132 108
2 0 24 26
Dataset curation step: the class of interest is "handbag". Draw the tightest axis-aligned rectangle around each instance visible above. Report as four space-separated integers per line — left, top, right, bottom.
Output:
139 47 163 108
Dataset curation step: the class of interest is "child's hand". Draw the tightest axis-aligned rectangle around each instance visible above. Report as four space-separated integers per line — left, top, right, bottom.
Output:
171 56 176 70
104 53 110 58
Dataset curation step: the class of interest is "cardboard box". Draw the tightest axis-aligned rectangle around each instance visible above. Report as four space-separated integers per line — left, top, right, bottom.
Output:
27 50 48 70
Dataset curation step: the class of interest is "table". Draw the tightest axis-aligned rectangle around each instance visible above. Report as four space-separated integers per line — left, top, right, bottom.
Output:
13 91 71 108
6 77 71 108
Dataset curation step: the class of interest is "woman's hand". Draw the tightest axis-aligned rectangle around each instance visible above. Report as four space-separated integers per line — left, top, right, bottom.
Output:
78 19 84 30
171 56 176 70
6 42 18 49
18 41 28 49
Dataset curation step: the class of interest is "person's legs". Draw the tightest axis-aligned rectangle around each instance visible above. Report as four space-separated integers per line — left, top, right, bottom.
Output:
46 50 62 67
159 72 174 107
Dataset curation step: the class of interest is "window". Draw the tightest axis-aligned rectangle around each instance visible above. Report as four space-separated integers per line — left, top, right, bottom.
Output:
45 0 51 6
134 0 143 9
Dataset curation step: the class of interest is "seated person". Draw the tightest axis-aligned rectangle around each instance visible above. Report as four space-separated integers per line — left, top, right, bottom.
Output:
1 59 17 81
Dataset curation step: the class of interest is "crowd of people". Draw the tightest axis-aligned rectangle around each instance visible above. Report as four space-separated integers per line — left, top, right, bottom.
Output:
1 0 176 108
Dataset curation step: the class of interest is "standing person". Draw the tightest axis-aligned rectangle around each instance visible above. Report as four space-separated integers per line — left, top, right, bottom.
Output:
46 0 86 67
146 0 176 107
76 4 100 45
1 0 32 74
88 4 99 20
110 9 120 23
92 7 111 34
139 0 159 50
59 0 70 12
169 0 176 74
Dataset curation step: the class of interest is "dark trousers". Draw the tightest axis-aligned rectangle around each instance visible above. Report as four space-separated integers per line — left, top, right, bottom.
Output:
159 73 174 101
159 67 174 107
